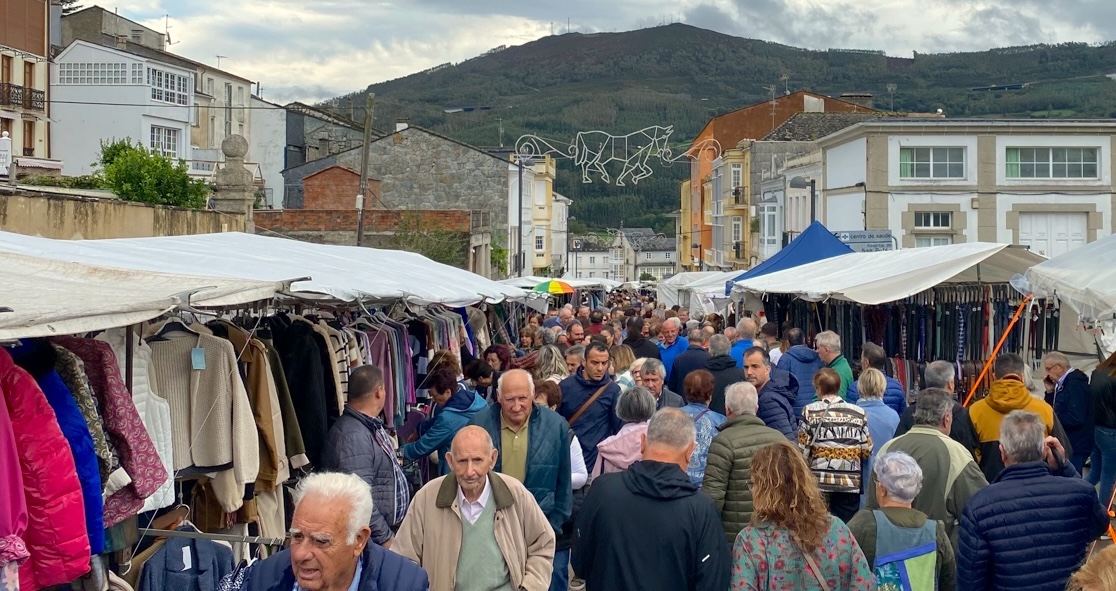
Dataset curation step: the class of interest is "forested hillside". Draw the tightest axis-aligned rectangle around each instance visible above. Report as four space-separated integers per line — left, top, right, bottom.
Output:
326 24 1116 233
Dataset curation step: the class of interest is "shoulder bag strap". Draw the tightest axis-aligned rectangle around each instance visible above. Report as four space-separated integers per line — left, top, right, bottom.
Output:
802 549 832 591
694 408 711 423
569 384 610 427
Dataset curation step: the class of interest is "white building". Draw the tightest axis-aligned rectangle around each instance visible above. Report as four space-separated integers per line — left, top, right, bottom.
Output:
248 95 286 207
818 119 1115 256
569 237 614 279
551 192 571 275
508 155 557 276
777 151 822 245
51 40 194 176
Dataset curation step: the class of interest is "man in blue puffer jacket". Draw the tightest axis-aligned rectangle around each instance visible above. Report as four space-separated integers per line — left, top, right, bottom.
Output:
845 342 908 415
247 472 427 591
776 328 824 418
958 410 1108 591
743 346 798 440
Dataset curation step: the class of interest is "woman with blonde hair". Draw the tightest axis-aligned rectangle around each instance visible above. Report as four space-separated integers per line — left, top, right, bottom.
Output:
609 344 636 376
855 367 900 507
1067 543 1116 590
533 345 568 383
731 441 873 590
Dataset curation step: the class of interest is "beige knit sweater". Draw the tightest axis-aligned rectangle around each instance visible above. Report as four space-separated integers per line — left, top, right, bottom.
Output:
148 333 260 511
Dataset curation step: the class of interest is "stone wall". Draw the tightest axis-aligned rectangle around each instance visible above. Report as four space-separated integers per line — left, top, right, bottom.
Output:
283 127 510 236
0 187 243 239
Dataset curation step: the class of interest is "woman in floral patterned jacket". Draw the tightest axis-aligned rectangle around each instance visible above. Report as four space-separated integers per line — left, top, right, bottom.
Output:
730 440 874 591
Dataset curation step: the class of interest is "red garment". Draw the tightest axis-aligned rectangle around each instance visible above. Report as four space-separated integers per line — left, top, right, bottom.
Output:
587 323 605 335
53 337 167 527
0 380 28 565
0 348 90 590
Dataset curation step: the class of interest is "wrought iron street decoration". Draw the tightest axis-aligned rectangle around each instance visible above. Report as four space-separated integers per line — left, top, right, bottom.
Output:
516 127 720 186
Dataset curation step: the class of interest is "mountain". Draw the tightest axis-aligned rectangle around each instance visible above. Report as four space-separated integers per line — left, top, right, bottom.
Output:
327 24 1116 234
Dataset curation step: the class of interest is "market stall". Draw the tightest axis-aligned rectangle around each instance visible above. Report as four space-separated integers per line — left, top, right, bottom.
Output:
731 242 1048 400
656 271 728 310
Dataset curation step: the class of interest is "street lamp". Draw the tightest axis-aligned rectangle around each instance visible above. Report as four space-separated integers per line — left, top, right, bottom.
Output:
789 176 817 224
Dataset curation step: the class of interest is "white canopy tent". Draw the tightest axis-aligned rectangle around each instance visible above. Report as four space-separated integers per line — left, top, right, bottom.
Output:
0 251 286 339
1024 233 1116 358
503 276 622 292
732 243 1045 305
679 271 740 316
657 272 730 309
0 231 527 308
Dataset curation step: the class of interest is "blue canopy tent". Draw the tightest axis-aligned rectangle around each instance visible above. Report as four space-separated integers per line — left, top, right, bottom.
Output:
725 221 854 295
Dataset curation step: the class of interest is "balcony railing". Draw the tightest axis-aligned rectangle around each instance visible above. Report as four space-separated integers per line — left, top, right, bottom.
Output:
0 84 45 112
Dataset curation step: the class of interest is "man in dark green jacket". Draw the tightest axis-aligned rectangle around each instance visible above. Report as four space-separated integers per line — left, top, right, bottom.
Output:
816 330 854 400
469 369 573 591
701 381 787 542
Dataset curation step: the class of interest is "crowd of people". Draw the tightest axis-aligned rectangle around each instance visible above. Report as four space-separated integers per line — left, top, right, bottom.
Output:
224 295 1116 591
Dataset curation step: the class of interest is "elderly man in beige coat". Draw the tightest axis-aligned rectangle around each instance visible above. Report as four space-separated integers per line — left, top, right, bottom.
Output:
393 426 555 591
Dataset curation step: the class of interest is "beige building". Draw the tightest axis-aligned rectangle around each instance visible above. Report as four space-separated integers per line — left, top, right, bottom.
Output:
819 119 1116 257
1 0 52 167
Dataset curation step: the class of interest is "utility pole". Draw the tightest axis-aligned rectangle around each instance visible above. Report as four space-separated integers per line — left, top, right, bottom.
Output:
356 93 375 246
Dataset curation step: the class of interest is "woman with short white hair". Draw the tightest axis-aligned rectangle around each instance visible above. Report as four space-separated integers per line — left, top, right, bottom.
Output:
846 452 957 591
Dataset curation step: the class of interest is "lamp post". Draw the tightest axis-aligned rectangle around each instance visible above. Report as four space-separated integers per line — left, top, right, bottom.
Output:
789 176 817 224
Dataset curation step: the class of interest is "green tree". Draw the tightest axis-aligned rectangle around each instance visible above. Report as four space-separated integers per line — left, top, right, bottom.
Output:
389 212 468 267
640 272 656 281
99 139 209 209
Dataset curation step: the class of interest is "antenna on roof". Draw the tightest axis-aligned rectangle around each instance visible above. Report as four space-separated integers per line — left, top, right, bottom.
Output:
780 74 790 95
763 85 777 130
886 83 897 112
163 15 177 46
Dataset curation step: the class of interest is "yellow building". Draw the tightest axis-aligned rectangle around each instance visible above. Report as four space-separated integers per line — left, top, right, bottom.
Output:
678 179 692 270
528 155 558 274
1 0 51 166
720 143 751 270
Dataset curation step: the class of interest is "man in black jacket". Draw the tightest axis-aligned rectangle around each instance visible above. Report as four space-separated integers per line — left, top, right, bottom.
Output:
573 409 731 591
705 334 745 415
1043 351 1094 473
320 366 410 547
894 360 979 455
623 316 660 360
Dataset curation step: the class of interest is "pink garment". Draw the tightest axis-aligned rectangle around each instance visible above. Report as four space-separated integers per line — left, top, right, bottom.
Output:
0 348 90 590
52 337 167 528
592 422 649 478
0 388 28 565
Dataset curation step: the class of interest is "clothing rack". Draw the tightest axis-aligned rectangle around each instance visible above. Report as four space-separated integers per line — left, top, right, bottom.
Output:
137 527 286 547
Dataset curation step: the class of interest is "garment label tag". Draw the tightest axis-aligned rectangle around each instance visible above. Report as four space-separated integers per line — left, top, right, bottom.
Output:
191 347 206 370
181 546 192 571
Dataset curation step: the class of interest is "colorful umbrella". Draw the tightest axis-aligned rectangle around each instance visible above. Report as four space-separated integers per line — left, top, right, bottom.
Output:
532 279 575 295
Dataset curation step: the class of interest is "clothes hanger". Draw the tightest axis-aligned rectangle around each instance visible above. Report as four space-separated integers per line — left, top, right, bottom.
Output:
146 316 200 342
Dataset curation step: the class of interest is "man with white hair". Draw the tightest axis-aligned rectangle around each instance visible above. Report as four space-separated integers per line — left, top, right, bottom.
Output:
847 452 957 591
867 388 986 551
639 358 685 409
574 409 731 591
958 410 1108 591
657 317 689 382
702 381 786 541
815 330 853 399
247 472 428 591
729 317 757 368
393 426 556 591
704 334 745 415
1042 350 1093 472
893 360 979 456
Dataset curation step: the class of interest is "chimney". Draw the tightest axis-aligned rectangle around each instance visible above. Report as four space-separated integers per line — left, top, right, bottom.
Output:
395 118 410 132
116 35 129 50
840 93 874 109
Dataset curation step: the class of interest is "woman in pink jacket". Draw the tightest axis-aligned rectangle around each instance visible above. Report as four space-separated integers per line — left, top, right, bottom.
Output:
592 386 657 477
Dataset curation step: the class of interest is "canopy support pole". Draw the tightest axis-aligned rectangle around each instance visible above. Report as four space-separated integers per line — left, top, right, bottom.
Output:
125 324 135 394
964 294 1032 407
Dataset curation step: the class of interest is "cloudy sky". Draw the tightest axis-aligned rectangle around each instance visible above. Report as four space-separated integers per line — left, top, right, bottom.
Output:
111 0 1115 104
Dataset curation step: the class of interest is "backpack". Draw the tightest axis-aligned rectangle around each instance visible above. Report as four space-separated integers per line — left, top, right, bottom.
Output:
872 510 938 591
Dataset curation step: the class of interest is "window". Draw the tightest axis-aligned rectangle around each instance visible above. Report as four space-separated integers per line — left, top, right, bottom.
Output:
535 235 544 251
237 86 244 105
665 252 671 260
1006 147 1098 179
899 147 965 179
206 77 214 96
131 29 143 42
131 64 143 84
22 121 34 154
149 126 179 159
916 236 953 247
22 62 33 88
238 123 244 136
731 216 742 243
914 212 951 229
645 252 652 260
588 256 595 264
731 163 742 189
588 272 595 278
1 56 11 83
58 62 132 85
147 67 189 105
1 117 11 137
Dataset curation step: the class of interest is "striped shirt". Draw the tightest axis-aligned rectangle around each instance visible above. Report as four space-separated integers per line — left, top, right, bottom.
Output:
799 397 873 494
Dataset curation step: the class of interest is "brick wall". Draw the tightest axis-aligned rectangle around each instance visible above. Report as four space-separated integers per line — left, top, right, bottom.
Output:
302 165 383 211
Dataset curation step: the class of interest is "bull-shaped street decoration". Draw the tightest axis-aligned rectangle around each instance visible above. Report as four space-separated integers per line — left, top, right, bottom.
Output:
515 127 720 187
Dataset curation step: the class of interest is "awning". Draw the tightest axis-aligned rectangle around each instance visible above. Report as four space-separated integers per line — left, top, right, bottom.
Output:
0 231 527 307
656 271 728 308
732 243 1045 305
505 276 620 291
1025 233 1116 321
0 251 285 339
726 221 853 295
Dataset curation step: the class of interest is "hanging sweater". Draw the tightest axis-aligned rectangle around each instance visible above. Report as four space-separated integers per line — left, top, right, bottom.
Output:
148 333 260 512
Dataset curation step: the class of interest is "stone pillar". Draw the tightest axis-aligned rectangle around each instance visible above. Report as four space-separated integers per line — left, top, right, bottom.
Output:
210 135 256 230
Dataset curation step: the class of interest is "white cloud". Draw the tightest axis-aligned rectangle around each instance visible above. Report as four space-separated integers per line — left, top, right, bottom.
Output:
116 0 1113 104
